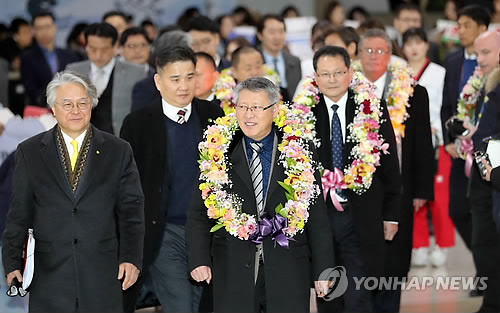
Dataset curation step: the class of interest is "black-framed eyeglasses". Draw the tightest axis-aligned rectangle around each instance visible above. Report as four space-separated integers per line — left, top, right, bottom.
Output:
56 98 91 111
235 103 275 112
317 70 348 80
6 278 27 297
361 48 389 56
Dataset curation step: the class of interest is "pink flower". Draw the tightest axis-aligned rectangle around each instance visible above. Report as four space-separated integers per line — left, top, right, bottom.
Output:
206 170 228 182
367 132 378 140
237 226 248 239
224 209 235 220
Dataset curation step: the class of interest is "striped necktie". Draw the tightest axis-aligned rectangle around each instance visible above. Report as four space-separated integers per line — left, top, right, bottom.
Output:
250 142 264 215
177 109 187 124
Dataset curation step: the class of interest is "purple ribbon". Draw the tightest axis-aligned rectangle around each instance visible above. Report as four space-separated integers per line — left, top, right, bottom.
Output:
249 214 293 248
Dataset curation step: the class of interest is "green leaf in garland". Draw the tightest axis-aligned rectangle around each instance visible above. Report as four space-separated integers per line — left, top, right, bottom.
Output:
278 181 294 194
210 223 224 232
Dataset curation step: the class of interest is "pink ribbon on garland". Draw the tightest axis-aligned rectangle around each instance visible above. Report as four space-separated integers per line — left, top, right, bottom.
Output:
321 168 347 212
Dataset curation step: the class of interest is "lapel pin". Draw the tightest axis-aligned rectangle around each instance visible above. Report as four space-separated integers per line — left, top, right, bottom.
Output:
96 150 100 154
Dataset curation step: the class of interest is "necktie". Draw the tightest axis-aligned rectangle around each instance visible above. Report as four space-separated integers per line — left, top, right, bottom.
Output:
94 68 107 97
70 140 78 171
272 57 280 77
250 142 264 216
331 104 347 199
177 109 187 124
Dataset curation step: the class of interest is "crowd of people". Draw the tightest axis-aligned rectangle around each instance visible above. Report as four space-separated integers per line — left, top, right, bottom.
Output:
0 1 499 312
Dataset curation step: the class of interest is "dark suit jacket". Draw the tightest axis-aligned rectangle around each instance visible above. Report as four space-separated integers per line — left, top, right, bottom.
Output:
2 125 144 312
283 51 302 99
120 97 224 269
313 91 402 278
217 57 231 72
186 130 334 313
441 48 465 146
383 84 435 278
492 167 500 191
131 74 160 112
20 44 77 107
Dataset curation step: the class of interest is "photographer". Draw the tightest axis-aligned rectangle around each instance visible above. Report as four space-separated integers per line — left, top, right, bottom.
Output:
481 160 500 190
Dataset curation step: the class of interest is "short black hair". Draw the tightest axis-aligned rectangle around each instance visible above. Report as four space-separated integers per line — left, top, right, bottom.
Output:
402 27 428 45
102 10 128 23
186 15 218 34
281 5 300 18
32 11 55 25
232 45 263 68
313 45 350 72
196 52 216 69
85 22 119 46
119 26 150 46
395 3 421 18
457 5 491 27
348 6 370 20
10 17 29 34
323 26 360 54
257 14 286 34
141 19 155 28
155 45 197 72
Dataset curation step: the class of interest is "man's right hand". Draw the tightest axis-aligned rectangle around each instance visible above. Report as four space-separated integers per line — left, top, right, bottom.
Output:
445 143 459 159
7 270 22 286
191 266 212 284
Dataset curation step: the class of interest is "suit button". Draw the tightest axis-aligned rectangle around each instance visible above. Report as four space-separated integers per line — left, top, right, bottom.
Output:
73 208 78 214
245 263 251 268
152 220 157 225
73 239 79 244
159 187 162 193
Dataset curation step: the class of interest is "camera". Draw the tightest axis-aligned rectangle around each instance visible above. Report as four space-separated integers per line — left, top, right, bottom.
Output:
474 150 491 178
446 117 468 140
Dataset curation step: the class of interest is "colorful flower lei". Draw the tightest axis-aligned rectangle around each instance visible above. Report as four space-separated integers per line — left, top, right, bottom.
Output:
213 66 280 115
352 60 415 138
457 66 485 125
291 72 388 194
198 104 321 242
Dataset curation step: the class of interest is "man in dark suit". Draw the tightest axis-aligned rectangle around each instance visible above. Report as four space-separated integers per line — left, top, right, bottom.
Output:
120 46 224 312
311 46 401 313
187 76 334 312
2 70 144 312
187 16 231 72
21 12 77 107
257 14 302 99
440 7 489 295
355 29 435 312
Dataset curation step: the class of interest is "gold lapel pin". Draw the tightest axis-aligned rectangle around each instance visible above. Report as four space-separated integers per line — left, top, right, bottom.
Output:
96 150 100 154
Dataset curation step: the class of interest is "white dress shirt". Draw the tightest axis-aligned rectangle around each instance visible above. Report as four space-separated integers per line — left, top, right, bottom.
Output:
90 58 116 96
324 92 348 202
161 98 192 122
61 129 87 158
373 72 388 99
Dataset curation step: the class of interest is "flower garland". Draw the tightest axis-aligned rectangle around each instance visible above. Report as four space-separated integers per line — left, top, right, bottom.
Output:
291 72 388 195
352 60 415 138
457 66 485 125
198 105 321 242
213 66 280 115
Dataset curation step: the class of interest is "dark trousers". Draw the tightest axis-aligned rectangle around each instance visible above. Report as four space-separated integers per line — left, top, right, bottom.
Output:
449 158 473 249
254 263 267 313
469 167 500 312
317 203 373 313
373 287 402 313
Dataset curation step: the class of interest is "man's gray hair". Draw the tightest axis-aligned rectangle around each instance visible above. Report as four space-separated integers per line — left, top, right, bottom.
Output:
233 77 280 106
153 30 192 58
46 70 98 108
359 28 392 53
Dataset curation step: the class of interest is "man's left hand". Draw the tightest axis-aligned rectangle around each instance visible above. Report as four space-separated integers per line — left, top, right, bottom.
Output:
413 198 427 211
383 222 398 241
314 280 331 298
118 262 139 290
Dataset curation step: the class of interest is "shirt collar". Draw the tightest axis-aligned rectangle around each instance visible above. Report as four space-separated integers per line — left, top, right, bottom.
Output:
324 90 348 112
161 98 192 122
244 128 275 151
215 54 221 67
60 128 87 151
91 58 116 76
464 49 477 60
206 92 216 101
373 72 388 99
262 50 283 63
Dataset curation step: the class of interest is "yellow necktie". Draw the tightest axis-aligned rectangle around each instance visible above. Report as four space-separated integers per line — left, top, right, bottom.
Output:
70 140 78 170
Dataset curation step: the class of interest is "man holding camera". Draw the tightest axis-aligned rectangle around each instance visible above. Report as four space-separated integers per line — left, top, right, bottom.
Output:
461 31 500 312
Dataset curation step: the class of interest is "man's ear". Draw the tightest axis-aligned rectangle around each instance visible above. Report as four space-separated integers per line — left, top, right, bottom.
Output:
153 73 161 92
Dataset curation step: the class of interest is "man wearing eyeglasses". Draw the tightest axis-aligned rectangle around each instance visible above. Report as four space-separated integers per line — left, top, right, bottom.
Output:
187 77 334 312
66 23 146 135
312 45 401 313
2 70 145 312
120 27 154 76
357 29 434 312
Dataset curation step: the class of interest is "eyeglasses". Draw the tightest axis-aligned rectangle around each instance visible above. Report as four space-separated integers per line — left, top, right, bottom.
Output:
125 42 149 49
191 38 213 49
317 70 348 80
6 279 27 297
360 48 390 56
57 98 91 111
235 103 275 112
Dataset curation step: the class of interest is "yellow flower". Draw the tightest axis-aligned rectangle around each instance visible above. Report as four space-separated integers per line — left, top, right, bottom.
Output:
283 125 292 134
344 174 354 186
297 220 305 229
207 132 223 146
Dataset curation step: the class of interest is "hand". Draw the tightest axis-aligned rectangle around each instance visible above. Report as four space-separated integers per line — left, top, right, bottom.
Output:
191 266 212 284
118 262 139 290
7 270 22 286
458 118 477 140
481 159 492 181
445 143 460 159
413 198 427 212
314 280 331 298
383 222 398 241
